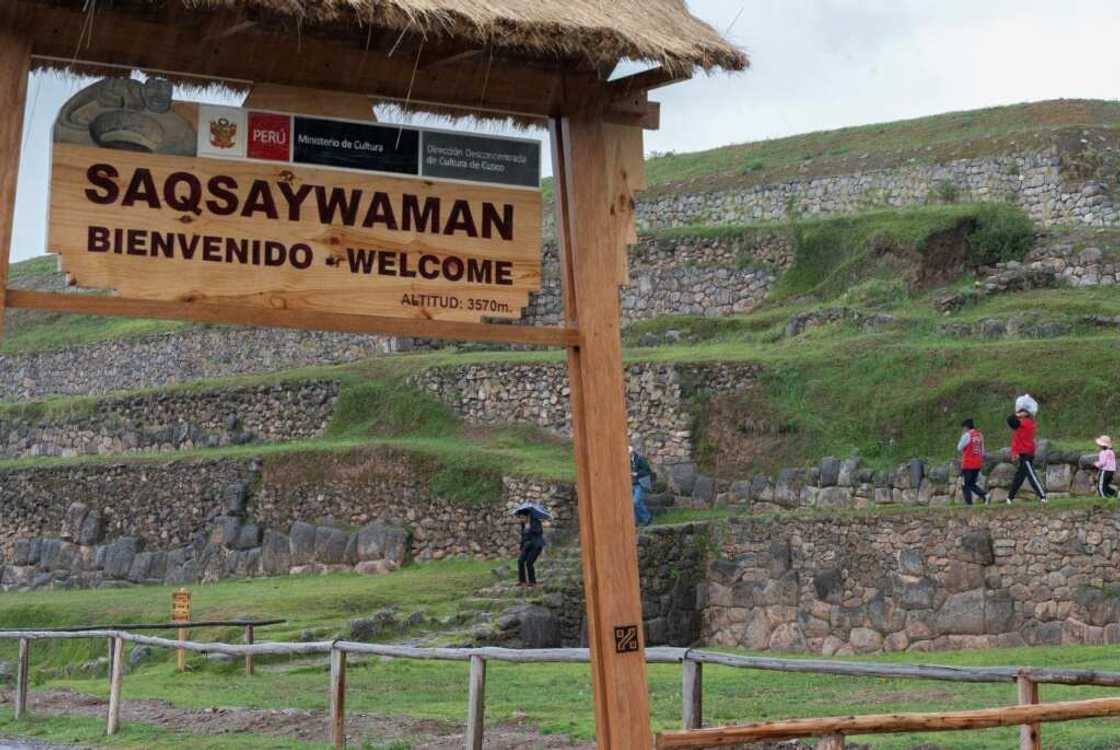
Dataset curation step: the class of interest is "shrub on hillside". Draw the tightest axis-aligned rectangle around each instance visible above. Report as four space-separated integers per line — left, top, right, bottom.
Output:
968 204 1035 266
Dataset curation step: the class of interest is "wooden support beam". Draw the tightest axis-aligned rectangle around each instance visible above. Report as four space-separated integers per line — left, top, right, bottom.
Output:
1017 673 1041 750
244 83 377 121
0 27 31 339
14 638 29 719
607 67 689 96
106 636 124 736
655 697 1120 748
553 108 652 749
681 658 702 730
329 648 347 749
466 654 487 750
6 291 581 348
244 625 255 676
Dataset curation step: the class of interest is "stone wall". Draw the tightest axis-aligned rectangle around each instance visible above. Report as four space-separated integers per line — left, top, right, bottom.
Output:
521 234 790 328
411 362 764 464
0 450 577 591
0 381 338 459
668 448 1106 511
553 523 711 647
0 326 401 401
636 144 1120 231
704 506 1120 655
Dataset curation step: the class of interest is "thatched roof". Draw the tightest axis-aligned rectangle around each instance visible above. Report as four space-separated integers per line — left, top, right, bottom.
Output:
21 0 747 73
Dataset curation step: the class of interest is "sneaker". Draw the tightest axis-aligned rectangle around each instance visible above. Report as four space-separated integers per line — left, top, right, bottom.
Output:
1006 497 1014 504
983 495 992 506
1040 497 1048 504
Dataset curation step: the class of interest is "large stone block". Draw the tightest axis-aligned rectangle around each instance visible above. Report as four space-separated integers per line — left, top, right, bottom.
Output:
61 503 89 542
103 537 141 580
937 590 986 636
958 529 995 566
356 521 410 567
816 486 852 509
289 521 317 565
1046 463 1072 493
818 457 841 487
315 526 351 565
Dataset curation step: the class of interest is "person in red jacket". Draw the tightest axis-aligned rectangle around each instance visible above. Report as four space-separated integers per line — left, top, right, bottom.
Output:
957 419 989 505
1006 408 1046 503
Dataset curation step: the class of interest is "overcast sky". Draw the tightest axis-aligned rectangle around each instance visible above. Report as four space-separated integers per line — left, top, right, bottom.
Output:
10 0 1119 262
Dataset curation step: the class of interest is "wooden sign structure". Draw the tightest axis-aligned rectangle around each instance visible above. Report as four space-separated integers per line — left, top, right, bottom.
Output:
171 588 191 672
48 79 542 323
1 4 745 747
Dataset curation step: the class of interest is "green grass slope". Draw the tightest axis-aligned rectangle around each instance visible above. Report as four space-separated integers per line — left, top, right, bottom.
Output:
641 98 1120 197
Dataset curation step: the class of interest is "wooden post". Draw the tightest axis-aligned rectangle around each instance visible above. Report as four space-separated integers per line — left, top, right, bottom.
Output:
329 648 346 749
466 654 487 750
0 24 32 338
552 110 652 749
1017 673 1041 750
681 658 702 730
13 638 29 719
106 636 124 736
818 734 845 749
107 637 116 687
177 627 187 672
244 625 255 676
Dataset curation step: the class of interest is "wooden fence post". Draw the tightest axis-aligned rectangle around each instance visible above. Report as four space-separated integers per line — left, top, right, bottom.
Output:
176 627 187 673
818 734 845 749
244 625 255 676
1017 672 1041 750
107 637 116 687
106 636 124 736
329 648 346 749
681 658 702 730
466 654 487 750
14 638 29 719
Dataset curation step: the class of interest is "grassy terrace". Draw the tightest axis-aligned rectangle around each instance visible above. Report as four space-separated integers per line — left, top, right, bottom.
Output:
2 561 1120 749
639 98 1120 197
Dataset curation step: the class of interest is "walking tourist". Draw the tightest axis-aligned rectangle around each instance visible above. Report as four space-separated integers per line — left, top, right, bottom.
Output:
1006 398 1047 504
957 418 989 505
512 503 548 587
630 445 654 526
1094 435 1117 498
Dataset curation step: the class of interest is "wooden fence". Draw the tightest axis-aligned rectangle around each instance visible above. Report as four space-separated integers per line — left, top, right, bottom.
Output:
3 629 1120 749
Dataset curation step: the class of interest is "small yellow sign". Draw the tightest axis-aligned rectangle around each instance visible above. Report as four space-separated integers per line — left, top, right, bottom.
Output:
171 588 191 623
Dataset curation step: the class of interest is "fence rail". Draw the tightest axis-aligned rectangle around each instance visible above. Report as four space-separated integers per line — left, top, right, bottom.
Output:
3 629 1119 749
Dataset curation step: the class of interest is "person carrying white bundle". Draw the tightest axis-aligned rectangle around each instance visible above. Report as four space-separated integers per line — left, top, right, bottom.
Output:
1006 394 1046 504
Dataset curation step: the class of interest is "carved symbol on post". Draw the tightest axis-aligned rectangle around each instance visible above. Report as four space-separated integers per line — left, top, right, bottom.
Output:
614 625 639 654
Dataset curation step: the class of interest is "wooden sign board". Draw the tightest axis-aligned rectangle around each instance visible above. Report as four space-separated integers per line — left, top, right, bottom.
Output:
171 588 191 623
48 78 542 323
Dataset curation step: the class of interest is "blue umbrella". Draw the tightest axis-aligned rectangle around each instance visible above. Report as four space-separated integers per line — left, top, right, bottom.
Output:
511 501 552 520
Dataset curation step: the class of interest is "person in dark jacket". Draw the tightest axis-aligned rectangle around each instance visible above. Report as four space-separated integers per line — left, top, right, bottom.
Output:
1006 409 1047 504
516 509 545 587
957 418 989 505
629 445 654 526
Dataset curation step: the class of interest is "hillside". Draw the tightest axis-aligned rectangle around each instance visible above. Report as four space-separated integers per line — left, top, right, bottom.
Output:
641 98 1120 197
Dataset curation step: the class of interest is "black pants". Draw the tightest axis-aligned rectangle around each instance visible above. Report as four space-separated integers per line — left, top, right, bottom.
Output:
1008 454 1046 500
1099 470 1117 498
961 468 987 505
518 544 543 584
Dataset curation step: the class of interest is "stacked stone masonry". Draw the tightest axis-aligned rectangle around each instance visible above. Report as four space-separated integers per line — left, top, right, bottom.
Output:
0 381 338 459
704 507 1120 655
635 145 1120 231
412 362 764 465
0 453 577 591
0 327 399 401
670 448 1110 512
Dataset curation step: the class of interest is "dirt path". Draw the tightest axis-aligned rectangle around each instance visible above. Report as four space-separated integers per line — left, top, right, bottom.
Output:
15 689 596 749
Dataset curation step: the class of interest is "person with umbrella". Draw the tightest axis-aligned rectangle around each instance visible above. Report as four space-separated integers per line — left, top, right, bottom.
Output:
512 501 550 587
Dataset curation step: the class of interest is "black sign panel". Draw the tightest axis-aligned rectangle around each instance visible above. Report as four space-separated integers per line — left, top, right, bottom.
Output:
422 131 540 188
614 625 640 654
293 117 419 175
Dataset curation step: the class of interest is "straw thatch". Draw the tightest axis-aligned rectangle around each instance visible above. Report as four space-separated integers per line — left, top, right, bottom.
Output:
20 0 747 73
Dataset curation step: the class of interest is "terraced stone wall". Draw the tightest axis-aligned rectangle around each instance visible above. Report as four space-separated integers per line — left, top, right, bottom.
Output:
704 507 1120 655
